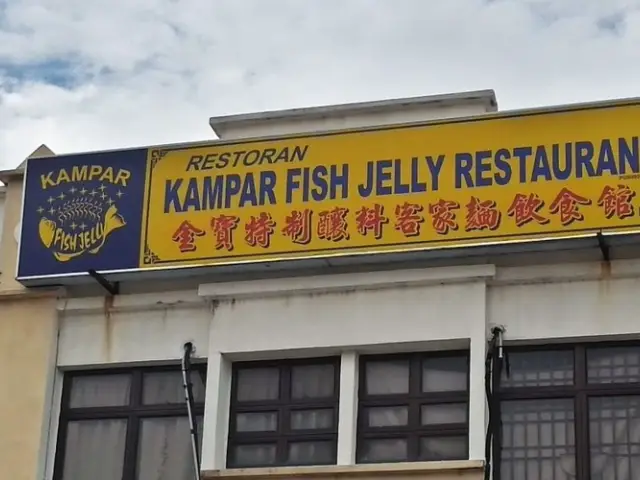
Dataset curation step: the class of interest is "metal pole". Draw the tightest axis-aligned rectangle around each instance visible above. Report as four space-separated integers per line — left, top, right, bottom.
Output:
484 326 506 480
182 342 202 480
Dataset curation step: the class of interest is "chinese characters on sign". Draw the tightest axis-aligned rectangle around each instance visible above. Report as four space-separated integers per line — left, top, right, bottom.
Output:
19 102 640 282
597 184 635 220
169 185 639 254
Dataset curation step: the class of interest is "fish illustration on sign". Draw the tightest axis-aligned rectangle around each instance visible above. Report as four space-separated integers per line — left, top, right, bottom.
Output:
35 165 129 262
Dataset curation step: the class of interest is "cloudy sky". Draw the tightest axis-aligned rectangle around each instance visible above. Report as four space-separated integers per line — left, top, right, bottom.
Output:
1 0 639 170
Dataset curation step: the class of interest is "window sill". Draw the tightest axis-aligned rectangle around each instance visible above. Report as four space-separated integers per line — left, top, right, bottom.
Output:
202 460 484 479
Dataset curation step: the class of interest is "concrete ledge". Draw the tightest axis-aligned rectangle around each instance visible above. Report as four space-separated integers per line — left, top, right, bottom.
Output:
198 265 495 300
493 258 640 286
203 460 484 479
0 287 65 300
57 289 206 315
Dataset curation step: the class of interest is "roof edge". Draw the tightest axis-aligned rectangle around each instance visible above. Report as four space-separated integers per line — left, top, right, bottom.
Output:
9 95 640 161
0 168 23 184
0 144 54 184
209 89 498 133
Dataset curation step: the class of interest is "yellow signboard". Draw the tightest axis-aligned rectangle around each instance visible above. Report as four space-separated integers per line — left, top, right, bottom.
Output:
140 103 640 269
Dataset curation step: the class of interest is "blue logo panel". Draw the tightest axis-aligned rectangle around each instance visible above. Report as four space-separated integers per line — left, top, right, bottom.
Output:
17 149 148 279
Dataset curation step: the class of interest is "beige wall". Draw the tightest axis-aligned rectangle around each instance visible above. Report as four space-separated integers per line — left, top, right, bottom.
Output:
0 293 59 480
0 176 25 292
0 175 60 480
0 186 5 252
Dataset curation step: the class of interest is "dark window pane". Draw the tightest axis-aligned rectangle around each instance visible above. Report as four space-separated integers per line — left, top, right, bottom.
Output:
421 403 467 425
291 409 333 430
236 368 279 401
137 416 203 480
287 441 334 465
69 375 131 408
501 350 574 388
62 419 127 480
365 360 409 395
588 346 640 384
422 356 468 392
359 438 408 463
142 371 206 405
589 395 640 479
232 444 277 467
236 412 278 432
420 436 467 461
367 406 408 427
501 399 576 480
291 364 335 399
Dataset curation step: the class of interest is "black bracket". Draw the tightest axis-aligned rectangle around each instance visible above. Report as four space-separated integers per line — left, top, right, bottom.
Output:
596 232 610 262
88 269 119 296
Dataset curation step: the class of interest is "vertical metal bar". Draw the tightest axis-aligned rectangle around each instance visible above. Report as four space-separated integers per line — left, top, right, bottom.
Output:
182 342 202 480
574 345 589 480
492 329 504 480
484 335 495 480
485 328 505 480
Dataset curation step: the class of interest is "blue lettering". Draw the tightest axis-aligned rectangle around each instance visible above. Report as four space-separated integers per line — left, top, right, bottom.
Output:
260 171 276 205
494 148 511 186
410 157 426 193
239 173 257 207
475 151 492 187
575 141 595 178
375 160 393 196
455 153 473 188
302 167 310 202
182 178 201 211
426 155 445 191
394 159 410 194
311 166 328 201
513 147 532 183
596 139 618 176
202 176 224 210
186 156 202 172
358 161 374 198
164 179 183 213
286 168 301 203
293 145 309 162
619 137 639 174
330 164 349 200
551 144 572 181
217 153 230 168
531 146 552 182
224 175 241 208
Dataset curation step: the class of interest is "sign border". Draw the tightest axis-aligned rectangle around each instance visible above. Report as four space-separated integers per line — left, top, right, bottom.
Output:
16 96 640 283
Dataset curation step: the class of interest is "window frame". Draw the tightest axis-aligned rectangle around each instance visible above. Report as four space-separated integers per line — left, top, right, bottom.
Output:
356 350 470 463
52 364 207 480
227 356 341 468
497 340 640 480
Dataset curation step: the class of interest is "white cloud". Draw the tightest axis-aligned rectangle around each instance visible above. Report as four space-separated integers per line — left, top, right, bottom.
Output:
1 0 640 169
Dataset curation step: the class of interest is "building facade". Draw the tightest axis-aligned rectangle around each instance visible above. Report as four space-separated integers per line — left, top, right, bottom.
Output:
2 90 640 480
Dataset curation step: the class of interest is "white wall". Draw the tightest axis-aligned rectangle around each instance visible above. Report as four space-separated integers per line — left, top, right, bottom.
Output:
209 281 481 355
50 257 640 476
490 260 640 342
56 290 212 367
197 266 494 470
55 266 493 473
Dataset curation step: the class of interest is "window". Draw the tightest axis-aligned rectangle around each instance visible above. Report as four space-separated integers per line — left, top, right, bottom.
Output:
499 342 640 480
357 352 469 463
228 357 340 468
53 366 206 480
